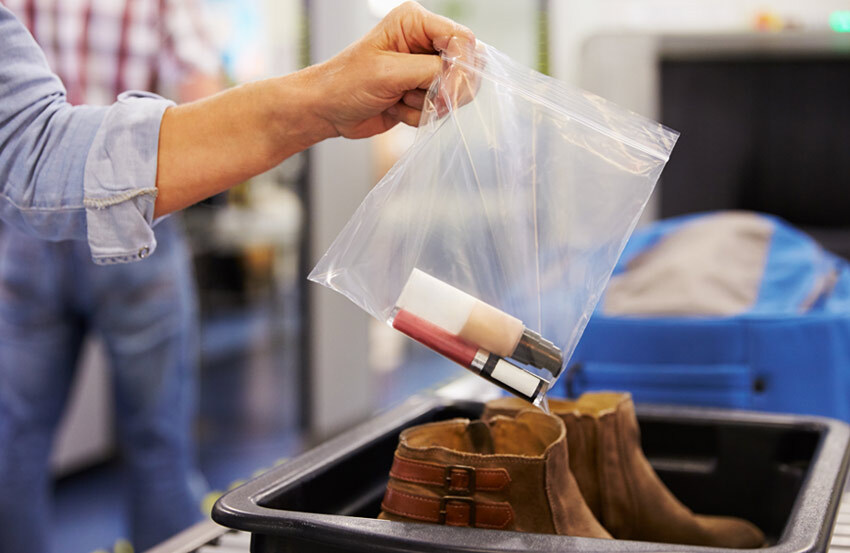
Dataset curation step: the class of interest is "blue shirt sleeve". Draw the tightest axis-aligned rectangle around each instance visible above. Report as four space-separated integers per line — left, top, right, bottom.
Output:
0 5 175 264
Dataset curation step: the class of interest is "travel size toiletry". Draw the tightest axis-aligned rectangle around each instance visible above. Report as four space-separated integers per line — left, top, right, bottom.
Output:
395 269 564 376
392 308 547 404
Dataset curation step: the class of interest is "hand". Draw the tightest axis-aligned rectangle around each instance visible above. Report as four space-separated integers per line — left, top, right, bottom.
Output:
155 2 474 217
306 1 475 139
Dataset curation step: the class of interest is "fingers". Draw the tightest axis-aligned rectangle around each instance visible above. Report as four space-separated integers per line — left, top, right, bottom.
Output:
321 2 478 139
386 101 423 127
384 48 478 125
402 89 427 111
383 51 442 92
385 1 475 55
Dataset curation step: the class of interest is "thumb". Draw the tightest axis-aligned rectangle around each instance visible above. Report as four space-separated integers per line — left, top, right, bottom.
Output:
383 51 443 94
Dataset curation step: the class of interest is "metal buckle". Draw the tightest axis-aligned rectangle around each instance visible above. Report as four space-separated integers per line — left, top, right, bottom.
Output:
444 464 476 494
438 495 476 526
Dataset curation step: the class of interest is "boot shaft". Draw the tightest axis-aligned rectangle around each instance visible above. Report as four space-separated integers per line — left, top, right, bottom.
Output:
485 393 765 547
484 393 668 535
380 410 610 538
482 396 606 519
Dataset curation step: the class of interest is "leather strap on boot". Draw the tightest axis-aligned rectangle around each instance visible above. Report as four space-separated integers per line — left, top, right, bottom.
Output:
389 455 511 492
383 455 514 529
381 488 513 529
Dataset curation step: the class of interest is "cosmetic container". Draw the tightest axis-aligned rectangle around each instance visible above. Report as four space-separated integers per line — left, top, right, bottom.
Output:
391 308 547 405
395 269 563 376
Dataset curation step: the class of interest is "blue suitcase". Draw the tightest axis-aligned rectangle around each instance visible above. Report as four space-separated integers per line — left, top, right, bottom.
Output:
560 212 850 420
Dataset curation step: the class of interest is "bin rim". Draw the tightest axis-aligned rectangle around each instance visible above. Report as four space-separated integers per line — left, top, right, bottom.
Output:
212 394 850 553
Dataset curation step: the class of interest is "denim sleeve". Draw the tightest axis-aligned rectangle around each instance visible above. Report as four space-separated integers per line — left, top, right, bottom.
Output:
83 92 174 264
0 6 174 265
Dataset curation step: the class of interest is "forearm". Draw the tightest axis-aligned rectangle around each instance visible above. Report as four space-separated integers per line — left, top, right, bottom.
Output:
154 1 474 217
0 0 469 263
178 71 224 103
154 0 475 218
154 67 334 217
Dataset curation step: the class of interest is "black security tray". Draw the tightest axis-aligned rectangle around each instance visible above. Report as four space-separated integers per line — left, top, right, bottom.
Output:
212 395 850 553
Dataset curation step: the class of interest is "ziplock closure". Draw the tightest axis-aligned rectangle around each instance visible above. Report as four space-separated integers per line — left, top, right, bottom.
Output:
445 47 677 162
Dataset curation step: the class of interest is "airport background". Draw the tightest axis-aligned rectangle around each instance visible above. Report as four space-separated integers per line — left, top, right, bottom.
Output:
9 0 848 550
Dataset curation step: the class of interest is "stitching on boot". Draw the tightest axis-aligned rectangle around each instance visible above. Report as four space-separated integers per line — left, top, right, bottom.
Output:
381 490 440 521
596 416 613 529
448 501 514 529
390 455 511 490
382 489 513 528
401 447 551 465
615 409 640 538
475 507 513 529
445 503 472 527
542 463 560 534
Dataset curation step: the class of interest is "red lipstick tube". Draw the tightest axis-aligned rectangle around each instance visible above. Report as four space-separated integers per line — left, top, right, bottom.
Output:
392 309 547 403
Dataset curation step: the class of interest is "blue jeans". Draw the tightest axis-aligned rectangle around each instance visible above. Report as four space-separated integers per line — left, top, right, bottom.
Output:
0 217 203 552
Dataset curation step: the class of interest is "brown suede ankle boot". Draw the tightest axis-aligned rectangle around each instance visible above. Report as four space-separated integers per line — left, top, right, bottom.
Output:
378 410 611 538
484 393 765 548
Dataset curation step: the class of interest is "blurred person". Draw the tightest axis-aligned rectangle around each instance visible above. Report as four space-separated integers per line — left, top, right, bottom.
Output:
0 0 221 550
0 3 474 550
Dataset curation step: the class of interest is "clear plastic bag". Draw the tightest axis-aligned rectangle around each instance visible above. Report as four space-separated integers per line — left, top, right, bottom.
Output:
309 41 679 406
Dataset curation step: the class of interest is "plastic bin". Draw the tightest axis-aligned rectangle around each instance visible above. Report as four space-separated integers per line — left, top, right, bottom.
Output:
212 395 850 553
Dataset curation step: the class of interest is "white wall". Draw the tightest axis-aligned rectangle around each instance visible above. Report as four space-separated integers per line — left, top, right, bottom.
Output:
551 0 850 85
307 0 376 440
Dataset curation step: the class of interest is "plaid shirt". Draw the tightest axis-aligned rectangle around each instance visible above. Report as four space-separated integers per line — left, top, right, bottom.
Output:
2 0 219 105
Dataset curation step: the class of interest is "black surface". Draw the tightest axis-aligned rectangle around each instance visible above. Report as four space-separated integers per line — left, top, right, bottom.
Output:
213 396 850 553
659 58 850 259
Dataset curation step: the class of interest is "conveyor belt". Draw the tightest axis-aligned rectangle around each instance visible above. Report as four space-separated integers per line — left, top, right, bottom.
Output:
142 520 249 553
831 493 850 552
194 530 251 553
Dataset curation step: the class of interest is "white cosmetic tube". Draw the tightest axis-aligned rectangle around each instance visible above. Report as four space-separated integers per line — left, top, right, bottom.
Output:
395 269 524 357
395 269 564 376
